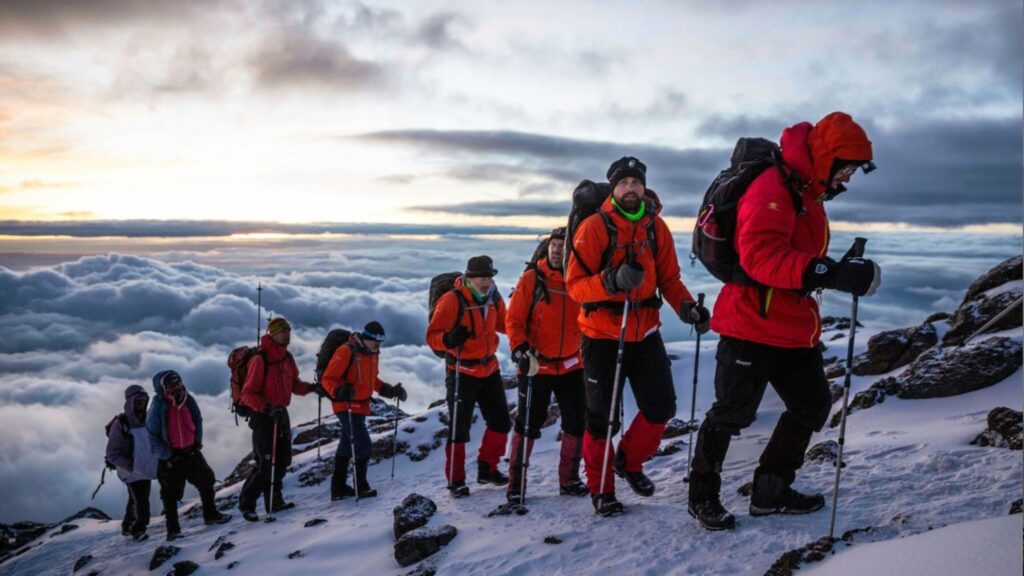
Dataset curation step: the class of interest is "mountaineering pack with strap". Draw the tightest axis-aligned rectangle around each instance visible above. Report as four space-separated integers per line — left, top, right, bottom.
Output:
103 413 131 470
227 346 265 419
691 137 803 286
515 236 552 320
314 328 357 398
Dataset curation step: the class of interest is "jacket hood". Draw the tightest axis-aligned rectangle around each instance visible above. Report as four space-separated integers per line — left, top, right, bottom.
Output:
124 384 149 425
807 111 873 187
151 369 188 398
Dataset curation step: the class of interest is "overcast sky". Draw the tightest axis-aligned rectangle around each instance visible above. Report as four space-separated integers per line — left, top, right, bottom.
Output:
1 0 1021 232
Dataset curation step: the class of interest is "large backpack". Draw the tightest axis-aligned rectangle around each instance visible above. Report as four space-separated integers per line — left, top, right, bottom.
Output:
563 179 659 275
227 346 266 419
691 137 803 286
314 328 355 386
103 413 131 470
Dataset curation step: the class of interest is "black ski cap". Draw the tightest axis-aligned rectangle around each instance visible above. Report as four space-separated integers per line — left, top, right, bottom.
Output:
607 156 647 190
362 321 385 342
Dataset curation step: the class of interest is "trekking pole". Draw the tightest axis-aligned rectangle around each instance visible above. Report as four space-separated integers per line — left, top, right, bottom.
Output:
316 376 323 462
961 294 1023 346
90 468 107 500
598 295 631 498
448 348 463 488
829 237 866 539
347 405 359 502
684 293 705 483
519 374 534 505
391 398 401 481
267 418 278 521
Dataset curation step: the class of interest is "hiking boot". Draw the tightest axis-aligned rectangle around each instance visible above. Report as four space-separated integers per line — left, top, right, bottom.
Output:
688 496 736 531
477 461 509 486
591 493 625 517
354 459 378 499
559 480 589 497
750 474 825 516
241 509 260 523
131 531 149 542
506 488 526 505
331 485 356 501
271 500 296 513
121 528 131 537
165 528 183 542
204 512 231 526
448 480 470 498
613 447 655 497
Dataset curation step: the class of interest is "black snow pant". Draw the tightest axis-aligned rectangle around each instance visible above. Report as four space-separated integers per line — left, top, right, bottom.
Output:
514 370 585 438
239 410 293 513
689 336 832 502
158 448 217 533
122 479 151 536
446 370 512 442
581 331 677 439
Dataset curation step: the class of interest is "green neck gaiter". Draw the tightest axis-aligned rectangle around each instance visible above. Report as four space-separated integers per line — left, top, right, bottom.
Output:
612 198 646 222
469 284 489 303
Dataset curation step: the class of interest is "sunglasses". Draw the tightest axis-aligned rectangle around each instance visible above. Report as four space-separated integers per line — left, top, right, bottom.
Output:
836 161 877 179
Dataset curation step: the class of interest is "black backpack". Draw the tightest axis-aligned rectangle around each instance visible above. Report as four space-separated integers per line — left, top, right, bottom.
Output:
564 179 659 275
510 236 553 320
691 137 803 286
103 413 131 470
314 328 355 389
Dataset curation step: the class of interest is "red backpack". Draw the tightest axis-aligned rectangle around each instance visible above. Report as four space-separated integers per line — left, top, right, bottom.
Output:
227 346 265 420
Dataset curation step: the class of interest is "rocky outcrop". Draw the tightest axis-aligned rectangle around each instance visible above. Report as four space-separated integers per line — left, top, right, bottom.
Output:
895 337 1021 399
394 494 438 540
971 407 1023 450
149 545 180 571
805 440 840 464
0 508 111 565
661 418 697 439
943 256 1022 346
394 525 457 567
852 322 937 376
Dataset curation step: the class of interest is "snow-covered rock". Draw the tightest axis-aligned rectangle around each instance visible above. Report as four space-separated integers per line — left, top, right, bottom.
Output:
394 525 457 567
896 336 1022 399
852 322 937 376
942 256 1022 346
970 407 1023 450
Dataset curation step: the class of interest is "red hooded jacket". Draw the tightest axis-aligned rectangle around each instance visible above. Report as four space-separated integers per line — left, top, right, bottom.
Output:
426 276 506 378
506 258 583 376
566 192 695 342
711 113 873 348
241 334 311 411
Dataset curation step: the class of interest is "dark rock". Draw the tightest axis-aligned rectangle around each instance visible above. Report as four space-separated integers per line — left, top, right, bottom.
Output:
150 545 181 571
737 482 753 497
806 440 844 467
650 440 685 459
765 536 837 576
971 407 1023 450
227 561 240 570
0 520 49 560
661 418 696 439
543 535 563 544
394 494 438 539
823 356 838 366
50 524 78 537
288 550 304 559
542 403 560 428
169 560 200 575
829 383 844 404
829 333 846 341
943 257 1022 346
1010 499 1022 515
825 362 846 380
403 425 416 433
292 420 341 446
926 312 951 323
215 541 235 560
371 435 410 464
414 415 428 423
394 525 458 567
297 458 334 488
896 337 1022 399
428 398 446 409
61 508 111 523
73 554 92 572
208 535 229 552
829 378 901 428
503 376 518 390
487 502 528 517
184 494 237 520
305 518 327 528
852 322 937 376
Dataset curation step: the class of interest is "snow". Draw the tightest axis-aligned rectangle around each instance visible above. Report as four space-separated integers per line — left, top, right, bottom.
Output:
1 326 1020 576
802 514 1023 576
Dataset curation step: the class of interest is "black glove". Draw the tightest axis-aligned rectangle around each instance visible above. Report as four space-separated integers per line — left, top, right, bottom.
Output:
394 383 408 402
332 384 355 402
602 263 644 294
308 383 324 398
443 324 471 349
679 300 711 334
511 343 531 374
803 257 881 297
265 404 287 425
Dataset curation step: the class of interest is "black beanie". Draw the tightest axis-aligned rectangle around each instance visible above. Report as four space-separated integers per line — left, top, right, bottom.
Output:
607 156 647 190
362 321 385 342
550 226 566 240
465 255 498 278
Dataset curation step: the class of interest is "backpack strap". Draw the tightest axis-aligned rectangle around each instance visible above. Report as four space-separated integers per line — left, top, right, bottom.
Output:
117 413 130 436
340 342 359 386
526 268 549 322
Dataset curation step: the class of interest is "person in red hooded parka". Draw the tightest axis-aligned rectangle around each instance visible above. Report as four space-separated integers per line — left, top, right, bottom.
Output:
566 156 709 517
688 112 882 531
